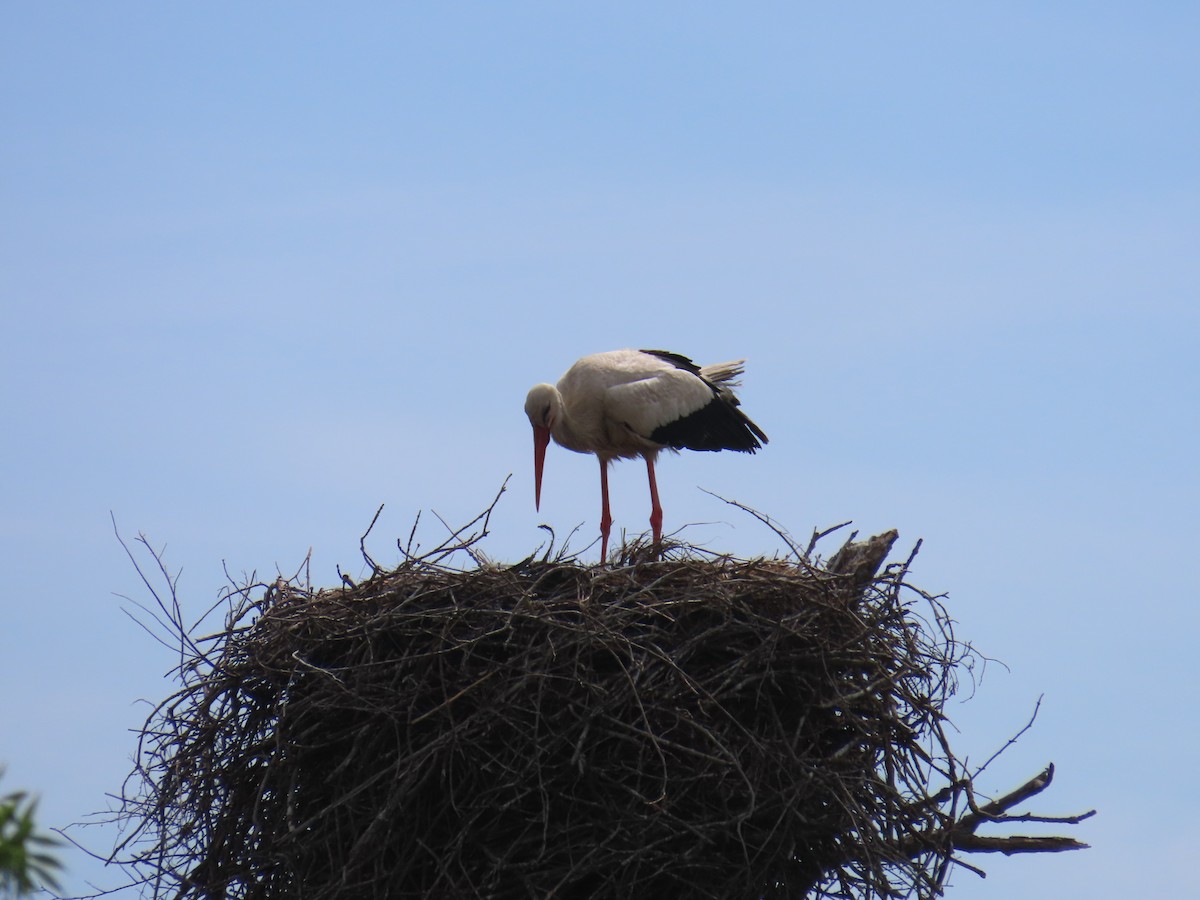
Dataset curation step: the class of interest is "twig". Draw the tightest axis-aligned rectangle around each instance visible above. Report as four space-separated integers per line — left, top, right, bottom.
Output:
806 520 854 557
360 503 386 575
973 695 1043 780
699 488 806 558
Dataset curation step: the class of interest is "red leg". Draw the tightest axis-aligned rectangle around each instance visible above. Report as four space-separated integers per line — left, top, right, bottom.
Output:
598 456 613 562
646 455 663 546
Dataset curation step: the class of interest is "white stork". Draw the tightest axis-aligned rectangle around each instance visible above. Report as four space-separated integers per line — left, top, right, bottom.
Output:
524 349 768 561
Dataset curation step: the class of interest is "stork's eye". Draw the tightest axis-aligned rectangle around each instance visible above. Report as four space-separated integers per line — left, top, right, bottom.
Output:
542 403 552 425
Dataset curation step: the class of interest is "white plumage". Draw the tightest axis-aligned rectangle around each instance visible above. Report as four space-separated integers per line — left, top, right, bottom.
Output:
524 349 768 561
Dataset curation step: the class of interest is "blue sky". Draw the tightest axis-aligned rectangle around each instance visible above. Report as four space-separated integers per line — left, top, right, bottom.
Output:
2 4 1196 897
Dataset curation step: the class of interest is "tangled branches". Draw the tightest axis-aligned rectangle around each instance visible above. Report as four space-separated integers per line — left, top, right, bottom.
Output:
107 506 1091 899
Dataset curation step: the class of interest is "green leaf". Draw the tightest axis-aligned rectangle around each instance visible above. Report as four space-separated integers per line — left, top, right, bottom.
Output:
0 769 63 896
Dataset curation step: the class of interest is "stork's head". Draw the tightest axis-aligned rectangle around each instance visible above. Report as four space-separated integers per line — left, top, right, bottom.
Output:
524 384 559 510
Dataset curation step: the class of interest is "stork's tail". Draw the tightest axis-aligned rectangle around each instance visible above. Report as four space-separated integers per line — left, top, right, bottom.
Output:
695 358 768 446
699 359 746 392
699 359 745 385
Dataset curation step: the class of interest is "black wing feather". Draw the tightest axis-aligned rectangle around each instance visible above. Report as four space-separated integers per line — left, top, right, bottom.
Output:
640 349 704 378
650 398 767 453
638 349 768 452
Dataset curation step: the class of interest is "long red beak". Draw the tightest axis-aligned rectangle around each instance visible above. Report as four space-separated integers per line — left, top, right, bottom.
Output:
532 425 551 511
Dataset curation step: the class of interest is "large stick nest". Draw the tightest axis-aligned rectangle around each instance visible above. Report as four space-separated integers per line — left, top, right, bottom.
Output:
109 509 1090 899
